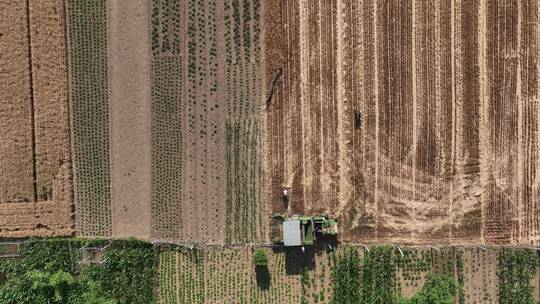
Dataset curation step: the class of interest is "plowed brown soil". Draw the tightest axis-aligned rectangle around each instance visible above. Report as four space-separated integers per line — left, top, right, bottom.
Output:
265 0 539 245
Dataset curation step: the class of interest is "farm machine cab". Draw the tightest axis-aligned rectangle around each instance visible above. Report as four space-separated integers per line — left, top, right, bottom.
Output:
272 214 338 247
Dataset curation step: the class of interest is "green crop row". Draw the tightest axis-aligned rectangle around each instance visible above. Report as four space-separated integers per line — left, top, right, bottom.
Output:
151 0 159 50
172 0 180 52
249 0 261 116
161 0 170 51
231 0 242 115
331 246 460 304
158 251 177 303
242 0 251 56
186 0 196 180
67 0 111 237
151 0 181 53
177 249 205 304
396 248 432 285
224 0 263 117
158 248 304 304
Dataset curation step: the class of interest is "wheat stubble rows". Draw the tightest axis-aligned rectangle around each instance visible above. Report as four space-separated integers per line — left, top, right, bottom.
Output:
265 0 539 245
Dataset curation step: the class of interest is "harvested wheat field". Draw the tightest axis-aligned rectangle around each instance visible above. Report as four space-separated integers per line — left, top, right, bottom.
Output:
1 0 540 303
0 0 73 237
0 0 538 249
264 0 540 245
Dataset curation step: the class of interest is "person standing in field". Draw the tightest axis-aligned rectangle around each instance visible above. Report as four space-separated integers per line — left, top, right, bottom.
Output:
282 188 289 207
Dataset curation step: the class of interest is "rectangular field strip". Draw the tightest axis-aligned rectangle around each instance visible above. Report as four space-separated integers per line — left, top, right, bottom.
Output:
158 250 177 304
30 0 71 203
223 0 265 244
157 248 304 304
67 0 111 236
0 0 34 203
151 55 183 240
225 118 263 243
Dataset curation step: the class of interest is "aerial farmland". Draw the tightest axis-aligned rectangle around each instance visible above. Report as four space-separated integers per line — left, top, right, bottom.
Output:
265 0 540 245
0 0 539 303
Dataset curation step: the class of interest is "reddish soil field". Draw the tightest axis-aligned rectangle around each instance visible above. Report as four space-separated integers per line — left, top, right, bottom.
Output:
264 0 539 245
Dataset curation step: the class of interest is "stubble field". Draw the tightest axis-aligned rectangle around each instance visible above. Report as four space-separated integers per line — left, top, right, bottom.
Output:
0 0 73 237
1 0 538 248
264 0 540 245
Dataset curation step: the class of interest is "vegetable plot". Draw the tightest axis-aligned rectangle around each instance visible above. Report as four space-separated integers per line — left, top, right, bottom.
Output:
151 56 183 240
149 0 264 243
67 0 111 237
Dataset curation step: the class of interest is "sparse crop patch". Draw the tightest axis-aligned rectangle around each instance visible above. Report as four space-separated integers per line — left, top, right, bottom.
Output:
225 118 263 243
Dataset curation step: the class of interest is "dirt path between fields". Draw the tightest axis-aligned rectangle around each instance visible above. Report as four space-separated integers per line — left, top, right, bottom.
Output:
108 0 152 239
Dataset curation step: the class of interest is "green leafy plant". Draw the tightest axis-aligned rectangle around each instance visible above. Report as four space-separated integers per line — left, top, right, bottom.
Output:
0 238 157 304
330 246 361 304
361 246 398 303
498 249 539 304
87 239 158 304
0 268 114 304
253 249 268 268
398 273 457 304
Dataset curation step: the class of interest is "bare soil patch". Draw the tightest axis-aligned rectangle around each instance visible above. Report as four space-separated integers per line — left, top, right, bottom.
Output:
30 0 71 203
108 0 152 240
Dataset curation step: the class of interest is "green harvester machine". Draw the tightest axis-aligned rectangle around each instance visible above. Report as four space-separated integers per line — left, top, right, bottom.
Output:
271 214 338 247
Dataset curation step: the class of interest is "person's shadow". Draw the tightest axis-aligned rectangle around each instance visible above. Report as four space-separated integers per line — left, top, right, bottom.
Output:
255 266 271 290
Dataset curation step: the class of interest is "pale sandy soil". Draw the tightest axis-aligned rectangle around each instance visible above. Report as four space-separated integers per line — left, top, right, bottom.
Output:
108 0 152 240
0 161 73 237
